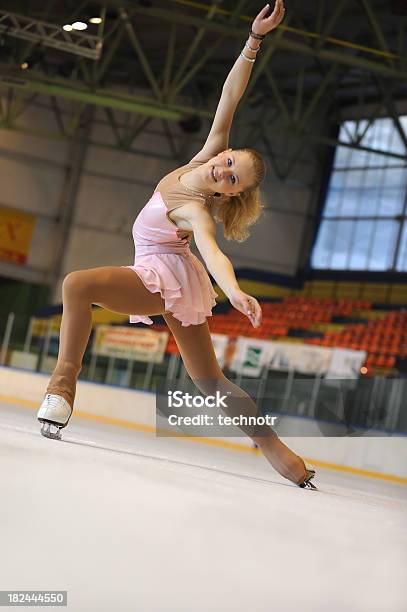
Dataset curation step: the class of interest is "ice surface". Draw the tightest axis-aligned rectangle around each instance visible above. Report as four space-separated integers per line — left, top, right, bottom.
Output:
1 401 406 612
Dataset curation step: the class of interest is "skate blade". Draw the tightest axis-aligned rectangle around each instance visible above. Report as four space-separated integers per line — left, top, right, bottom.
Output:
39 421 63 441
299 479 318 490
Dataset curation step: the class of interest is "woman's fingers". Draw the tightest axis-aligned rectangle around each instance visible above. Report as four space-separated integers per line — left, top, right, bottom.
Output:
255 3 271 21
245 296 262 327
270 2 283 20
255 301 262 326
268 0 284 21
230 291 262 328
249 300 262 327
254 1 284 31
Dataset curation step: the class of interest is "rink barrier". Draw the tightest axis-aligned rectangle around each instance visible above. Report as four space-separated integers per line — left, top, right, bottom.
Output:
1 392 407 484
0 393 258 454
1 365 407 483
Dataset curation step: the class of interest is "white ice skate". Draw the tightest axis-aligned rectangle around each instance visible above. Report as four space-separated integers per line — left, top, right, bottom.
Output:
298 461 317 490
37 393 73 440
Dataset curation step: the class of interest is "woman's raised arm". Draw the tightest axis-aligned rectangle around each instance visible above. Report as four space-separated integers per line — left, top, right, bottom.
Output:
190 1 285 163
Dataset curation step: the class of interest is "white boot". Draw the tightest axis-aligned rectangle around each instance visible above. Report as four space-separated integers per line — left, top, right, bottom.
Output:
37 393 73 440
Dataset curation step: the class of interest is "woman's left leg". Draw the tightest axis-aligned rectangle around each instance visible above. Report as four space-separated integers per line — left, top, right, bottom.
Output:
163 312 307 485
46 266 169 407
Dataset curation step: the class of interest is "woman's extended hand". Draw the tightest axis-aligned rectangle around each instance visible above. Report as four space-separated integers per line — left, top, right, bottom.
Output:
229 288 262 328
252 0 285 37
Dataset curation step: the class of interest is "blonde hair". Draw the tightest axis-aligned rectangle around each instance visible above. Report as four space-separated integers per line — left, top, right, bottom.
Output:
212 148 266 243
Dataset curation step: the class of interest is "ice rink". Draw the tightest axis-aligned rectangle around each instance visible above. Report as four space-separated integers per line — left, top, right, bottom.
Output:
1 400 406 612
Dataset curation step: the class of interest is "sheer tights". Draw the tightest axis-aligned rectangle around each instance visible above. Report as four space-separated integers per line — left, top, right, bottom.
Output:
46 266 307 484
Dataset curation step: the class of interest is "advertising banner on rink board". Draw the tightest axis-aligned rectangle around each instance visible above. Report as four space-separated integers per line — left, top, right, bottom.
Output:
230 337 367 378
325 348 367 379
230 337 333 376
230 338 274 377
268 342 333 375
92 325 169 363
210 333 229 368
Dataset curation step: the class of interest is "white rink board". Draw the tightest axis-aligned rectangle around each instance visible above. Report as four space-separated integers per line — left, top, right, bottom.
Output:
1 365 407 477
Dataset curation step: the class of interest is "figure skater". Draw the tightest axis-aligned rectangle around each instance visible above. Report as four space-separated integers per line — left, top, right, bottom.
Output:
37 1 316 489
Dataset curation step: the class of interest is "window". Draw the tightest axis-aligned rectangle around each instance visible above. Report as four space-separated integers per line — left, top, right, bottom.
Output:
311 117 407 271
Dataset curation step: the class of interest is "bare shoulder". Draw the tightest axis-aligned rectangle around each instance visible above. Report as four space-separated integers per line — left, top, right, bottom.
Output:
171 200 216 233
177 201 216 229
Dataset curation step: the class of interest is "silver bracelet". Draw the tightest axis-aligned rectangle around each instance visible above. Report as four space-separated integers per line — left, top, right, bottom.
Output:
245 40 260 53
240 51 256 63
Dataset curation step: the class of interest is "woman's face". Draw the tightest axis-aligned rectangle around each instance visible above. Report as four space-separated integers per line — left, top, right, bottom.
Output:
206 149 254 196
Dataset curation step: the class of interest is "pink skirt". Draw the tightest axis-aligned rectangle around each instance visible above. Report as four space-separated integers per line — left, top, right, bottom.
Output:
121 252 218 327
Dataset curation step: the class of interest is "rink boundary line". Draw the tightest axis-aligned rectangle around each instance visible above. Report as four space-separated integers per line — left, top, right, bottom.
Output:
2 393 407 485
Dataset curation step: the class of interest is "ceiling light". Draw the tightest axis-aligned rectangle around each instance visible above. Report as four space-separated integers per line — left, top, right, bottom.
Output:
89 17 103 24
72 22 87 31
62 24 73 31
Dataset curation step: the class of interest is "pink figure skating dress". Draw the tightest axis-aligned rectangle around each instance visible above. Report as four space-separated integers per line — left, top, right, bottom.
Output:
121 158 218 326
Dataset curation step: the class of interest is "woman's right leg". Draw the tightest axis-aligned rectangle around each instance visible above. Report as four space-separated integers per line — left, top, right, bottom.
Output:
163 312 307 485
46 266 169 407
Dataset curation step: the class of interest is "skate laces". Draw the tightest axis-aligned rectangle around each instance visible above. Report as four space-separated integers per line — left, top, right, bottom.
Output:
44 394 68 411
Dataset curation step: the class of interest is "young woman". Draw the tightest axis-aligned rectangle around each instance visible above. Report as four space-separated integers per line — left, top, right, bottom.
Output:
37 1 317 489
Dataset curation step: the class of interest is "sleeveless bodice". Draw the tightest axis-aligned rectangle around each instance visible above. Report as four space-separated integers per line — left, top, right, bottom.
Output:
132 191 191 256
132 158 213 257
122 156 218 327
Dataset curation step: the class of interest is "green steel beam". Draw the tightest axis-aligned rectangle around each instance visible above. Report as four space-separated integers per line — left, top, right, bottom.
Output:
260 133 285 181
47 107 92 291
359 0 393 67
1 103 406 165
0 122 177 161
104 2 407 79
161 118 180 160
163 22 177 98
294 67 305 123
120 116 152 149
108 0 402 59
312 131 407 161
354 107 382 145
104 107 122 144
0 70 186 120
267 38 407 81
8 91 38 121
49 95 66 134
296 63 339 131
314 0 350 50
375 77 407 151
263 66 291 122
120 8 162 101
2 68 388 160
168 36 225 102
96 20 126 85
315 0 325 33
171 0 222 92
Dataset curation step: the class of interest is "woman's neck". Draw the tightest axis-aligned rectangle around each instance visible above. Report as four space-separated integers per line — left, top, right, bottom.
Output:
182 164 214 196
